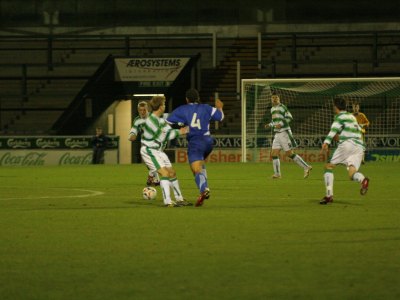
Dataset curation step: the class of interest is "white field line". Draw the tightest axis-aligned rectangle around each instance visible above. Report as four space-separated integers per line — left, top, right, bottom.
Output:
1 188 104 200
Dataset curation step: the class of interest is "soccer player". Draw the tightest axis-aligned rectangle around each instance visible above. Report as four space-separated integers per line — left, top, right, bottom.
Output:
167 88 224 207
320 97 370 205
265 92 312 179
129 101 160 186
352 103 370 163
141 96 191 207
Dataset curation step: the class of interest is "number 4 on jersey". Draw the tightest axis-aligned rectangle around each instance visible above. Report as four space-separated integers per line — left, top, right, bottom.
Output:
191 113 201 129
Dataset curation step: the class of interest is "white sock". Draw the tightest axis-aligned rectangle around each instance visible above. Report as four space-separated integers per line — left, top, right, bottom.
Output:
293 154 310 169
152 171 160 182
170 178 183 201
324 172 334 197
272 157 281 175
148 171 159 180
160 178 172 205
352 172 365 183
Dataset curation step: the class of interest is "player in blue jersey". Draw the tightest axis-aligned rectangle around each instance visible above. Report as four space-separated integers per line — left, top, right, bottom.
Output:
167 88 224 207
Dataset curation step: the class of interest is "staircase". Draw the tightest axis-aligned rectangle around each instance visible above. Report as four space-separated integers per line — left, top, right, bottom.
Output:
200 38 272 134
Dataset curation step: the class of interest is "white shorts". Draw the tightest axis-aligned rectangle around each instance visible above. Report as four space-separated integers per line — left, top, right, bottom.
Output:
329 140 364 171
140 146 172 173
272 130 297 152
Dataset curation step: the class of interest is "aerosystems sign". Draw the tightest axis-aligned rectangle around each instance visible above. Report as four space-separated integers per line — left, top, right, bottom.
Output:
114 57 190 85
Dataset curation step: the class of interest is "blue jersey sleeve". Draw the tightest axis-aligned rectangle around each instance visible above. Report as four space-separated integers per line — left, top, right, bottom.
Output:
210 107 224 122
166 106 187 125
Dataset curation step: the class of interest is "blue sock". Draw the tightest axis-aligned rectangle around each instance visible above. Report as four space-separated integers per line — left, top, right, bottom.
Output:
195 172 208 193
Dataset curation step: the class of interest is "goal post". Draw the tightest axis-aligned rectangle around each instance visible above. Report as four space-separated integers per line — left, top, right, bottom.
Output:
241 77 400 163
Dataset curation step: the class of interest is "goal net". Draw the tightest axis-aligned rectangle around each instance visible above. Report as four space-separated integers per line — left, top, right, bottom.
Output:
241 78 400 162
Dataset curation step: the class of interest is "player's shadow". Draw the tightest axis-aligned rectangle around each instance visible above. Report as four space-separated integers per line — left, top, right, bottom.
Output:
123 200 169 207
309 199 364 206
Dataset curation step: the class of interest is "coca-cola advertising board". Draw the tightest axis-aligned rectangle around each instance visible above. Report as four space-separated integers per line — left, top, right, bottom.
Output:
0 136 119 166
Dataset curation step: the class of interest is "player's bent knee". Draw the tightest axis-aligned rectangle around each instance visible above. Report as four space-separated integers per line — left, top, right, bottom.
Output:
158 167 170 178
286 150 294 157
192 168 202 174
325 163 335 170
347 165 356 180
271 149 280 156
190 161 203 174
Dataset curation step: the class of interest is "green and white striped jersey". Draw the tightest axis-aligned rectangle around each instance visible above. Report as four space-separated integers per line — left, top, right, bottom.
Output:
141 113 179 150
129 115 146 138
324 111 365 149
270 104 293 133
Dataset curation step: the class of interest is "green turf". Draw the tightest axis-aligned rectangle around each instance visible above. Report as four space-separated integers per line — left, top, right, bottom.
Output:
0 162 399 300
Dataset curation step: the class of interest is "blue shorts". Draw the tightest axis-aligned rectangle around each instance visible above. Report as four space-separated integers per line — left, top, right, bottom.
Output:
187 136 214 164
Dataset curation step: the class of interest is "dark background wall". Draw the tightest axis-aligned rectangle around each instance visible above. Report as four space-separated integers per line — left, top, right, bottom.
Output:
1 0 399 27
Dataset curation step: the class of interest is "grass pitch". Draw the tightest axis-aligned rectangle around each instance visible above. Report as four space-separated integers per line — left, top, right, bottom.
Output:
0 162 399 300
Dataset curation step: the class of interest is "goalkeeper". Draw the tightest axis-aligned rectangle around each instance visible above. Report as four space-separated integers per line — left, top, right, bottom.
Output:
265 92 312 179
352 103 370 163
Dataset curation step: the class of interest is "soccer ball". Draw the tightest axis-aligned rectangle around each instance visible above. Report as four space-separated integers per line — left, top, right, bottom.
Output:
143 187 157 200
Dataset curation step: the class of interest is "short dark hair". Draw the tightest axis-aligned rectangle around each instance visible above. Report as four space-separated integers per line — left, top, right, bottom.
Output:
186 88 200 103
333 97 347 111
150 96 165 111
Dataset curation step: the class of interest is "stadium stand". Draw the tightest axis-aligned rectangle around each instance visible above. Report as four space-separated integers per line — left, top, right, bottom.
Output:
1 31 400 135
